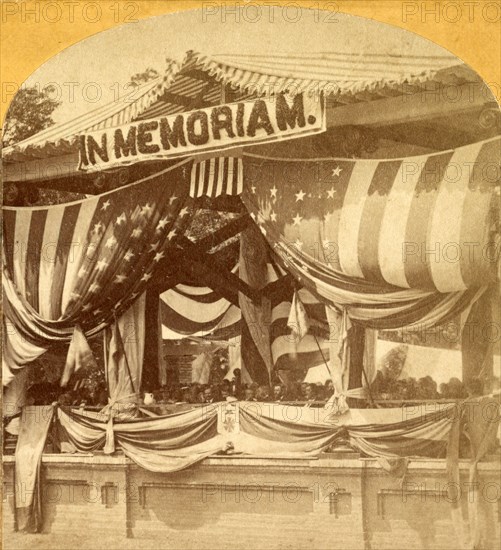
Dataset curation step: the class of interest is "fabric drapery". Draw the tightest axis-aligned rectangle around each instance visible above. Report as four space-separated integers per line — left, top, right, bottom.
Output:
190 156 243 198
241 140 499 328
271 287 330 371
160 274 241 340
14 398 499 536
2 160 197 383
14 405 55 533
103 293 146 418
446 396 501 549
243 138 499 291
53 398 498 465
57 405 225 472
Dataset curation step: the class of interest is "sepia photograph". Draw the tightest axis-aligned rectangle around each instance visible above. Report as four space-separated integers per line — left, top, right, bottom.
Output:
2 3 500 549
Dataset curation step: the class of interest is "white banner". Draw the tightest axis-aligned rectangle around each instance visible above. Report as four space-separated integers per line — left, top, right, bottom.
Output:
78 93 325 172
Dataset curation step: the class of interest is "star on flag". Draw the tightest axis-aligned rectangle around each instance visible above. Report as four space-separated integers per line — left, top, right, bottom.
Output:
123 250 134 262
141 203 153 216
106 235 117 249
116 213 126 225
156 217 169 231
295 190 306 202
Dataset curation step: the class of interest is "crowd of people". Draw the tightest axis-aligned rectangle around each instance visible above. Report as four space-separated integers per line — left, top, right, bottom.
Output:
370 372 484 401
144 378 336 406
24 371 486 409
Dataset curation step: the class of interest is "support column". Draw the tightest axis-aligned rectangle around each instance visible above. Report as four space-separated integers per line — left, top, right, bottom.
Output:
141 289 161 392
239 224 273 385
461 285 495 392
348 324 365 390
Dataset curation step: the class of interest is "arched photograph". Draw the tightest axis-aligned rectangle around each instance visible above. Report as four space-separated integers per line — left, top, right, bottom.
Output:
2 6 500 550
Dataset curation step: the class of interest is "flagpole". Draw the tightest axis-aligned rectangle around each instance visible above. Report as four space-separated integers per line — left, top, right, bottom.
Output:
312 333 333 380
360 364 376 408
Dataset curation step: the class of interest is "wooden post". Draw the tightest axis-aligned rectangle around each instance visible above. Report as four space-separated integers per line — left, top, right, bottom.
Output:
141 288 161 392
461 285 496 392
239 225 273 385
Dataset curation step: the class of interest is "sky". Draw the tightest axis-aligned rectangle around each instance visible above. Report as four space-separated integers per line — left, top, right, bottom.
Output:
20 7 459 125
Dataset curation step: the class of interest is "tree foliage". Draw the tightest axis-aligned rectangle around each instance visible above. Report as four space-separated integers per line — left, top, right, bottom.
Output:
3 85 61 146
129 67 160 86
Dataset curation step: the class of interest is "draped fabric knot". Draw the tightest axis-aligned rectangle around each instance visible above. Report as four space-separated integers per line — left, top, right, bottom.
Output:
103 408 116 455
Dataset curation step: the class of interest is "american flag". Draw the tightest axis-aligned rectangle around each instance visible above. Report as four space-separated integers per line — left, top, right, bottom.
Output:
190 157 243 198
3 161 195 339
242 138 499 293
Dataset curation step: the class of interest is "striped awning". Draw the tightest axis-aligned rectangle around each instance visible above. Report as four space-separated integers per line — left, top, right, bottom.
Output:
4 50 473 163
191 50 467 98
3 58 185 162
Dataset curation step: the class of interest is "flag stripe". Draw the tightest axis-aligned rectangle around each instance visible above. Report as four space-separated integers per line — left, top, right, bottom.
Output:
237 155 244 194
60 198 100 314
38 207 65 319
50 203 82 319
226 157 235 195
25 209 48 311
190 162 197 197
3 209 17 279
190 157 243 198
160 300 233 335
13 210 32 300
378 156 428 288
403 151 455 289
338 160 379 277
215 157 225 197
428 143 483 292
459 140 500 288
358 160 402 283
198 160 206 198
206 157 216 197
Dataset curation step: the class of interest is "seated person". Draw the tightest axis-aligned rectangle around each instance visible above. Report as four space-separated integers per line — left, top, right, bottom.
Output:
256 385 271 402
273 384 286 402
243 384 257 402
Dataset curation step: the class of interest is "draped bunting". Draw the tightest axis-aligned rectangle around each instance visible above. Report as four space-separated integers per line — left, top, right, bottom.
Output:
13 398 499 535
14 405 55 533
58 405 224 472
243 138 499 292
241 139 499 329
2 160 197 381
239 224 274 385
53 398 497 465
160 273 241 340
